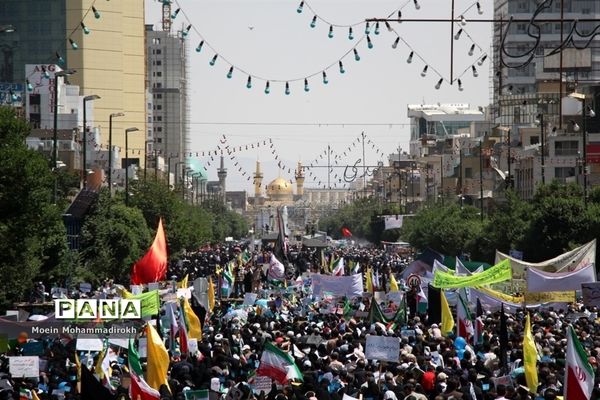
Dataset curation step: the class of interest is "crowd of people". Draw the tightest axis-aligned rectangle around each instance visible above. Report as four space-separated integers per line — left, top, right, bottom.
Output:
0 242 599 400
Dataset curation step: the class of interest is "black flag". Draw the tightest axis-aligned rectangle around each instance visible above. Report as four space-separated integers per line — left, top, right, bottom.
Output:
427 284 441 325
80 364 116 400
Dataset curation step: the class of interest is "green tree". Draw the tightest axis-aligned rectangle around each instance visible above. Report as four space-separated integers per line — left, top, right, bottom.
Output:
80 191 151 284
0 107 68 309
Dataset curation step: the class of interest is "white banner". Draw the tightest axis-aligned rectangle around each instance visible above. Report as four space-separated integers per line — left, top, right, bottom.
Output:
527 262 597 292
311 273 363 299
384 215 404 230
365 335 400 363
495 240 596 284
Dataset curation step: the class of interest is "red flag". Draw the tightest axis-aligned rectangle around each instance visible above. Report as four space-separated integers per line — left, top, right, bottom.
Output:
131 218 168 284
341 227 352 237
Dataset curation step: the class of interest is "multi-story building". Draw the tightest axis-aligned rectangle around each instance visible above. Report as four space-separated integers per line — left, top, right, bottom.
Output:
145 24 189 182
0 0 147 168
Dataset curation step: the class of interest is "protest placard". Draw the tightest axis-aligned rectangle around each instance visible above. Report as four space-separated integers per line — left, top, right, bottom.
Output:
76 337 104 351
582 282 600 308
21 341 44 356
79 282 92 293
130 285 142 295
9 356 40 377
188 339 198 355
365 335 400 363
138 337 147 358
147 282 160 291
252 376 272 395
243 293 258 306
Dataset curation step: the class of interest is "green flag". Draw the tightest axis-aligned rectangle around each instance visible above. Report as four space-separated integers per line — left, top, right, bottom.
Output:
432 259 511 289
125 290 160 317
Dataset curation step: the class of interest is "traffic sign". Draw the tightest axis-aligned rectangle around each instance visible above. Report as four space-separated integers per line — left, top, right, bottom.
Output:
407 274 421 288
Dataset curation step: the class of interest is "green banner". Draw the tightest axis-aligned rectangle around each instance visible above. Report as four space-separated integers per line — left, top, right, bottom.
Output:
432 259 511 288
124 290 160 317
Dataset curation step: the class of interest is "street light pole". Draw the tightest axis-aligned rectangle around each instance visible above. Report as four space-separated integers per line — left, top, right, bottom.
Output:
125 127 139 206
52 69 76 203
108 112 124 196
82 95 100 189
539 113 545 185
583 98 588 209
174 161 185 192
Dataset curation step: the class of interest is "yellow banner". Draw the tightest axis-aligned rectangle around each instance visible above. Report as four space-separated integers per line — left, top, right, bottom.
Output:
478 287 575 305
432 259 511 288
523 291 575 304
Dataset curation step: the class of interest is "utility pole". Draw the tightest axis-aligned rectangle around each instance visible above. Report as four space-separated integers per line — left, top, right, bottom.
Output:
479 141 484 221
507 130 512 189
540 114 545 185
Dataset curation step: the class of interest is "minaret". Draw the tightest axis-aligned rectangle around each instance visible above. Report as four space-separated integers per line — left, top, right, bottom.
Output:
254 160 263 198
217 155 227 204
295 161 305 197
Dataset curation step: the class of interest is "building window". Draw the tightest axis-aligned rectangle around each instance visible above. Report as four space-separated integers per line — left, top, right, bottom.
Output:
153 38 161 45
517 23 526 33
155 49 162 55
154 93 162 99
555 140 578 156
157 127 162 132
156 138 162 143
530 135 539 145
154 105 162 110
465 167 473 179
554 167 575 179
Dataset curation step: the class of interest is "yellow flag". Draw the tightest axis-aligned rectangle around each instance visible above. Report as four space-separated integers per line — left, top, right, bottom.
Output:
441 290 454 336
208 276 216 311
177 274 188 289
32 390 41 400
146 323 171 392
75 351 81 394
365 268 373 293
389 273 399 292
182 297 202 340
523 313 538 394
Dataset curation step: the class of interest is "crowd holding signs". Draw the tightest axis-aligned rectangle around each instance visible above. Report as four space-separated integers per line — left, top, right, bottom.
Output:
1 218 600 400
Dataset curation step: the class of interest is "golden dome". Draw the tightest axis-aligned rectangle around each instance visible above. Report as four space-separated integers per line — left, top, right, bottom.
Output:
266 177 293 196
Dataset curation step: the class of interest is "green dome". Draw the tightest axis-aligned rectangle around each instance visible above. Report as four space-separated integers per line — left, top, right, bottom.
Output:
187 158 208 180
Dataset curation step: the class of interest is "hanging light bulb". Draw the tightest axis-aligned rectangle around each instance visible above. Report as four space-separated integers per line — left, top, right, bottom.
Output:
227 66 233 79
348 27 354 40
398 10 402 21
454 29 462 40
304 78 310 92
385 21 392 32
472 65 478 77
468 44 475 56
367 35 373 49
421 65 428 77
81 22 90 35
353 48 360 61
55 52 65 65
458 79 464 91
374 22 380 35
339 61 345 74
310 16 317 28
183 25 192 37
209 54 218 66
246 76 252 89
460 15 467 25
328 25 334 38
42 66 49 79
285 82 290 95
435 78 443 90
26 79 33 92
92 6 100 19
407 51 414 63
264 81 270 94
10 91 17 102
196 41 204 53
392 37 400 49
297 1 304 13
69 39 78 50
365 22 370 35
478 54 488 65
171 8 180 19
322 71 329 84
572 121 581 132
413 0 420 10
476 2 483 14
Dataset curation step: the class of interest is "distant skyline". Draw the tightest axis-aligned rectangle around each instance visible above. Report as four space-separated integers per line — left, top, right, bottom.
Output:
145 0 492 192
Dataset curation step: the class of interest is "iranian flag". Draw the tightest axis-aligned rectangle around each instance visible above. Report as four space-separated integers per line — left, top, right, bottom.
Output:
257 342 303 384
129 339 160 400
332 257 345 276
457 290 474 339
565 325 595 400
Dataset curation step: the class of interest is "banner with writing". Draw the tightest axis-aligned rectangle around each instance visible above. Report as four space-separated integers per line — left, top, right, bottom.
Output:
365 335 400 363
432 259 511 289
